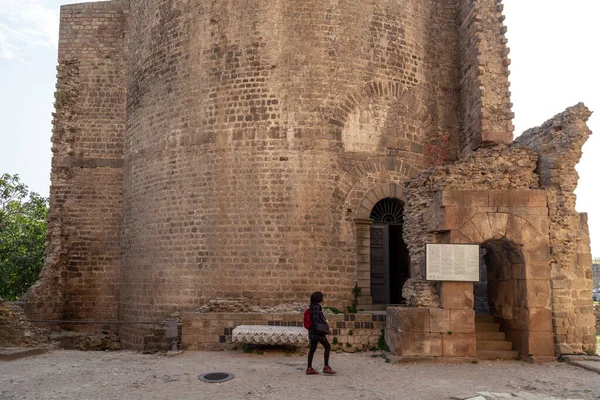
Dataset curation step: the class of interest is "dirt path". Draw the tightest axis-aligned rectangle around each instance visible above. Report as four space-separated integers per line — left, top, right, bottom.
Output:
1 350 599 400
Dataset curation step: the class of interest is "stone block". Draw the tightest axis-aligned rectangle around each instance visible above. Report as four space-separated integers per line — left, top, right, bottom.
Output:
523 237 552 264
429 308 450 333
438 191 489 207
494 281 516 307
497 207 548 216
440 282 474 310
449 309 475 333
389 307 430 332
513 263 551 280
460 221 486 243
512 307 553 332
503 215 528 244
506 328 527 355
488 213 509 239
391 332 443 357
577 252 592 267
525 332 555 357
428 207 497 233
445 230 473 244
442 333 476 357
518 279 550 308
471 213 493 241
489 190 547 208
520 215 549 236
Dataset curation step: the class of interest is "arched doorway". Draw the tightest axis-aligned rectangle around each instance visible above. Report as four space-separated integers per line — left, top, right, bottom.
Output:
369 198 410 304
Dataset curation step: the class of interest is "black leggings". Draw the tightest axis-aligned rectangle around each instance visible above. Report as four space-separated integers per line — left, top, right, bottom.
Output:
307 337 331 368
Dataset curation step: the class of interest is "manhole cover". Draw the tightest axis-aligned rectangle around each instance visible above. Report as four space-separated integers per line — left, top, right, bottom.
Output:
198 372 235 383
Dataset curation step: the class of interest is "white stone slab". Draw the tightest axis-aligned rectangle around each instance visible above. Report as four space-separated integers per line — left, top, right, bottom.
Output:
232 325 308 345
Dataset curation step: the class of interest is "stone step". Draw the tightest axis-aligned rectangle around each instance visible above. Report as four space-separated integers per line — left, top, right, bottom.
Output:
477 349 520 360
477 340 513 351
476 331 506 341
475 322 500 332
475 314 494 323
0 347 47 361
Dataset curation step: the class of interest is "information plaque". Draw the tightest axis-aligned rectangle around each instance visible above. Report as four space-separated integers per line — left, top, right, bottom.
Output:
425 244 480 282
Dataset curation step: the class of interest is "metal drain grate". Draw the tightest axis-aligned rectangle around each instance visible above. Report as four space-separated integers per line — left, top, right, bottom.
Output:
198 372 235 383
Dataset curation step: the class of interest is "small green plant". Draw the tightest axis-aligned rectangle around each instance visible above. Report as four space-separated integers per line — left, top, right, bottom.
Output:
370 354 380 358
55 89 69 111
382 353 390 363
332 337 339 345
243 345 253 353
584 349 596 356
471 360 478 364
283 347 296 356
348 329 354 336
447 331 453 335
355 346 360 352
256 351 265 355
324 306 343 314
346 283 362 313
369 346 378 352
558 356 566 363
346 343 352 348
377 330 390 352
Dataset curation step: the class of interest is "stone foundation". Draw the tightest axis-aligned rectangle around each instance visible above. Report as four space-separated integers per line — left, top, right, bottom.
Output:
385 306 476 361
183 312 386 352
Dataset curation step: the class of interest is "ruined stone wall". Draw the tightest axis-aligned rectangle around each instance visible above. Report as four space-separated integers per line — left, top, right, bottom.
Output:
457 0 513 154
23 1 127 322
119 0 463 347
403 145 539 277
514 103 595 354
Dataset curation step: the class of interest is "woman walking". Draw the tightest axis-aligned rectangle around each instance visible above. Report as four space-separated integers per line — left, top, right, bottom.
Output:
306 291 336 375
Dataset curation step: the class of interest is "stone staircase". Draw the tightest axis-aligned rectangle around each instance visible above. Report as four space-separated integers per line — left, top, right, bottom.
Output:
475 314 519 360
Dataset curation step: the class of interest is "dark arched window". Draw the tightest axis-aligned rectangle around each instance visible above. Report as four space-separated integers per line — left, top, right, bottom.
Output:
370 198 404 224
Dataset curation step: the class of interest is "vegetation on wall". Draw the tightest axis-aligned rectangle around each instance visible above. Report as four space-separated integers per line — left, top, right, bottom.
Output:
0 174 48 300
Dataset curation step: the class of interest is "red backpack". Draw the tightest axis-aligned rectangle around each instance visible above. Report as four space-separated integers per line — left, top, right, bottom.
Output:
303 308 312 329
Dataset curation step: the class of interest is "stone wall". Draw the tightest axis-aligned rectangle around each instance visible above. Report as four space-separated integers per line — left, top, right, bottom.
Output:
403 145 539 279
400 104 594 357
457 0 513 154
514 103 595 354
22 1 128 323
386 285 476 360
118 0 464 347
183 312 386 352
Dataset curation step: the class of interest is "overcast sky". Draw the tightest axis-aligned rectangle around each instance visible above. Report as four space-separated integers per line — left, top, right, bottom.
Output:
0 0 598 256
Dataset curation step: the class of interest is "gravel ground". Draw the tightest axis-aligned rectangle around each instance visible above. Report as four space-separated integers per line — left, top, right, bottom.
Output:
0 349 599 400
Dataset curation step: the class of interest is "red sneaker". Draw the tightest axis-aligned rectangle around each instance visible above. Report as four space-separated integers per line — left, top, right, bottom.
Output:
306 367 319 375
323 366 336 375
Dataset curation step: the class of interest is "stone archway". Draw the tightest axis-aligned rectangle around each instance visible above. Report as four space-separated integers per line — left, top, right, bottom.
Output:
355 183 406 305
444 207 554 361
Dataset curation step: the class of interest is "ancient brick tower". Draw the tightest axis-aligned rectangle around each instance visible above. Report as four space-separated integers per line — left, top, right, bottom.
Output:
23 0 595 356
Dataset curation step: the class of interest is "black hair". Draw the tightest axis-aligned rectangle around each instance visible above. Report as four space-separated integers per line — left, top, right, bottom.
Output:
310 291 323 304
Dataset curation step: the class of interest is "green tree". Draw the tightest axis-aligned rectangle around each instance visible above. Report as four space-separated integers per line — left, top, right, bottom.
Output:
0 174 48 300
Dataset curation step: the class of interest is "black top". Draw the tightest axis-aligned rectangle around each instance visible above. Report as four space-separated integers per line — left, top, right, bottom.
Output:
309 302 328 340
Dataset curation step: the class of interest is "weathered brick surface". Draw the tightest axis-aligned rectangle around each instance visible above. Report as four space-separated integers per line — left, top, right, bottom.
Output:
514 104 595 355
182 312 385 352
118 0 464 346
22 1 127 324
457 0 513 154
